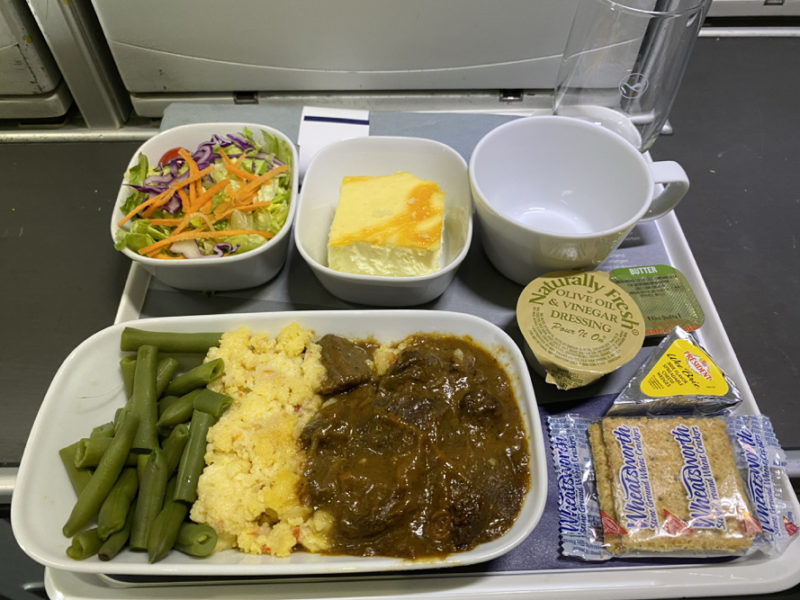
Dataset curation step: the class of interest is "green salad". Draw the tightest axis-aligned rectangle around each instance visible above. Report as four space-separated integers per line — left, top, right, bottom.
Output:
114 127 292 259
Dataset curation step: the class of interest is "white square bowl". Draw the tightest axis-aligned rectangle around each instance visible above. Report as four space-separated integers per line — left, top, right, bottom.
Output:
110 122 299 291
11 310 547 577
294 136 472 306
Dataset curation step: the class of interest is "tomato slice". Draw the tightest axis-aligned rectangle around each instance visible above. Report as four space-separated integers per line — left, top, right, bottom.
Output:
158 147 184 165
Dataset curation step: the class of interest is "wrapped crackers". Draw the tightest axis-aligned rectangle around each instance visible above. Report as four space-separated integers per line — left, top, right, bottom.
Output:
548 414 798 560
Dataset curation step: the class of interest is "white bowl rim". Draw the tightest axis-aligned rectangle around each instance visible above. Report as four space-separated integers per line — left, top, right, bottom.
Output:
294 135 473 283
110 121 299 266
468 114 653 240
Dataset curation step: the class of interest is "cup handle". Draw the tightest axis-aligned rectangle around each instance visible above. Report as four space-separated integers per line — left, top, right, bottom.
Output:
642 161 690 221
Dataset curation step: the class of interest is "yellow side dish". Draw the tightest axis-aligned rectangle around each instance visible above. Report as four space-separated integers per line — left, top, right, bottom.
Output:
327 171 445 276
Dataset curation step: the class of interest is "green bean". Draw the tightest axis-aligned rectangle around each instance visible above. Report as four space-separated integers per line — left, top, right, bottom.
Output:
162 423 190 475
163 359 224 397
123 355 180 400
97 467 138 540
114 406 126 433
174 410 215 503
157 389 202 430
155 357 180 398
120 355 137 399
62 411 139 538
193 388 232 419
175 522 217 558
158 395 181 417
129 447 168 551
59 442 92 495
98 500 134 561
147 497 189 563
66 528 102 560
73 436 137 469
90 421 115 438
130 344 159 453
120 328 222 353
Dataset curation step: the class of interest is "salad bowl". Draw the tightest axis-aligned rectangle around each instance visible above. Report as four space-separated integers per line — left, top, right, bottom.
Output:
110 122 299 291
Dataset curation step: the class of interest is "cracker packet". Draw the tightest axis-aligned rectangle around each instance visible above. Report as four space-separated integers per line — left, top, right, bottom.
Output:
607 326 742 416
548 413 798 561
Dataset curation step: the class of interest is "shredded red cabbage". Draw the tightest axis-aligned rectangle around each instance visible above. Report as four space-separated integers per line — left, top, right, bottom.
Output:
125 132 284 213
213 242 239 256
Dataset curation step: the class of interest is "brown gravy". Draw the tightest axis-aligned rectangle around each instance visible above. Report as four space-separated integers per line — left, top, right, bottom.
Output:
301 333 530 559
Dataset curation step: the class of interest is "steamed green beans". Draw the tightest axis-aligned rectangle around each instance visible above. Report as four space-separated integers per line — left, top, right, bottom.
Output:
130 345 159 453
155 357 180 397
66 528 102 560
129 447 168 551
123 355 181 399
162 423 190 475
147 495 189 563
58 442 92 495
120 328 222 353
73 436 137 469
192 389 232 419
96 467 138 540
158 388 231 430
174 410 215 504
60 327 229 563
120 355 137 398
175 522 217 558
62 410 139 538
98 501 135 561
163 358 224 397
157 389 203 430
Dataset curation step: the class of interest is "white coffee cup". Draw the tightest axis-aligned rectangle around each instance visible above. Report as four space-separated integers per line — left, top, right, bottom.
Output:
469 115 689 285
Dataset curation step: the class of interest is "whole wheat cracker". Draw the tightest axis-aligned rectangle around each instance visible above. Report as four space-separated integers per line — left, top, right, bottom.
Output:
590 416 754 554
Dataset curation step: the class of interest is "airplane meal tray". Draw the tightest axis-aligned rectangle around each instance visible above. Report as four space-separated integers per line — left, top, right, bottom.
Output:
44 104 800 600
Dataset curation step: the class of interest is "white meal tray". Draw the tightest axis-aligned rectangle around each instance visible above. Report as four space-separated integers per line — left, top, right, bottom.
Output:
43 107 800 599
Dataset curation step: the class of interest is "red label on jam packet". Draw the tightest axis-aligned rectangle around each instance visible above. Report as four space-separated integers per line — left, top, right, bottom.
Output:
600 510 627 535
663 510 692 535
784 516 799 537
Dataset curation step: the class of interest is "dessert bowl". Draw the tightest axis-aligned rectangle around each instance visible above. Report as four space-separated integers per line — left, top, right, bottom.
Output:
294 136 472 306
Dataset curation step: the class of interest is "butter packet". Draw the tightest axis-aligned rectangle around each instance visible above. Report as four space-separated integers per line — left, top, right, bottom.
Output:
610 265 704 337
606 326 741 416
548 414 798 561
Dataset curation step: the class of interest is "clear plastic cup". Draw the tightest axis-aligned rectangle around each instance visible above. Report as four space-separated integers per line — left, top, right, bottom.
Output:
553 0 709 152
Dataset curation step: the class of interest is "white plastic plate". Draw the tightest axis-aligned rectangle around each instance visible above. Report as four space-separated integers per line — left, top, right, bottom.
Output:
11 310 547 576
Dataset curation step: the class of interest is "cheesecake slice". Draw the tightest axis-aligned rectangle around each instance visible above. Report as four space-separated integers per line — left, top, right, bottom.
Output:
327 171 444 276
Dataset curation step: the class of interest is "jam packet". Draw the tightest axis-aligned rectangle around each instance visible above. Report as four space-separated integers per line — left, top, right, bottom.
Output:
607 326 741 416
548 414 798 561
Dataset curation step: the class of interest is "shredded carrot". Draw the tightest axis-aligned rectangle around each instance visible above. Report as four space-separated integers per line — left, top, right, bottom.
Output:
211 201 232 221
139 228 275 257
117 165 214 226
177 187 190 213
194 179 230 214
219 147 257 181
178 148 201 208
178 148 199 176
170 211 216 237
120 142 289 260
233 164 288 203
171 213 197 236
